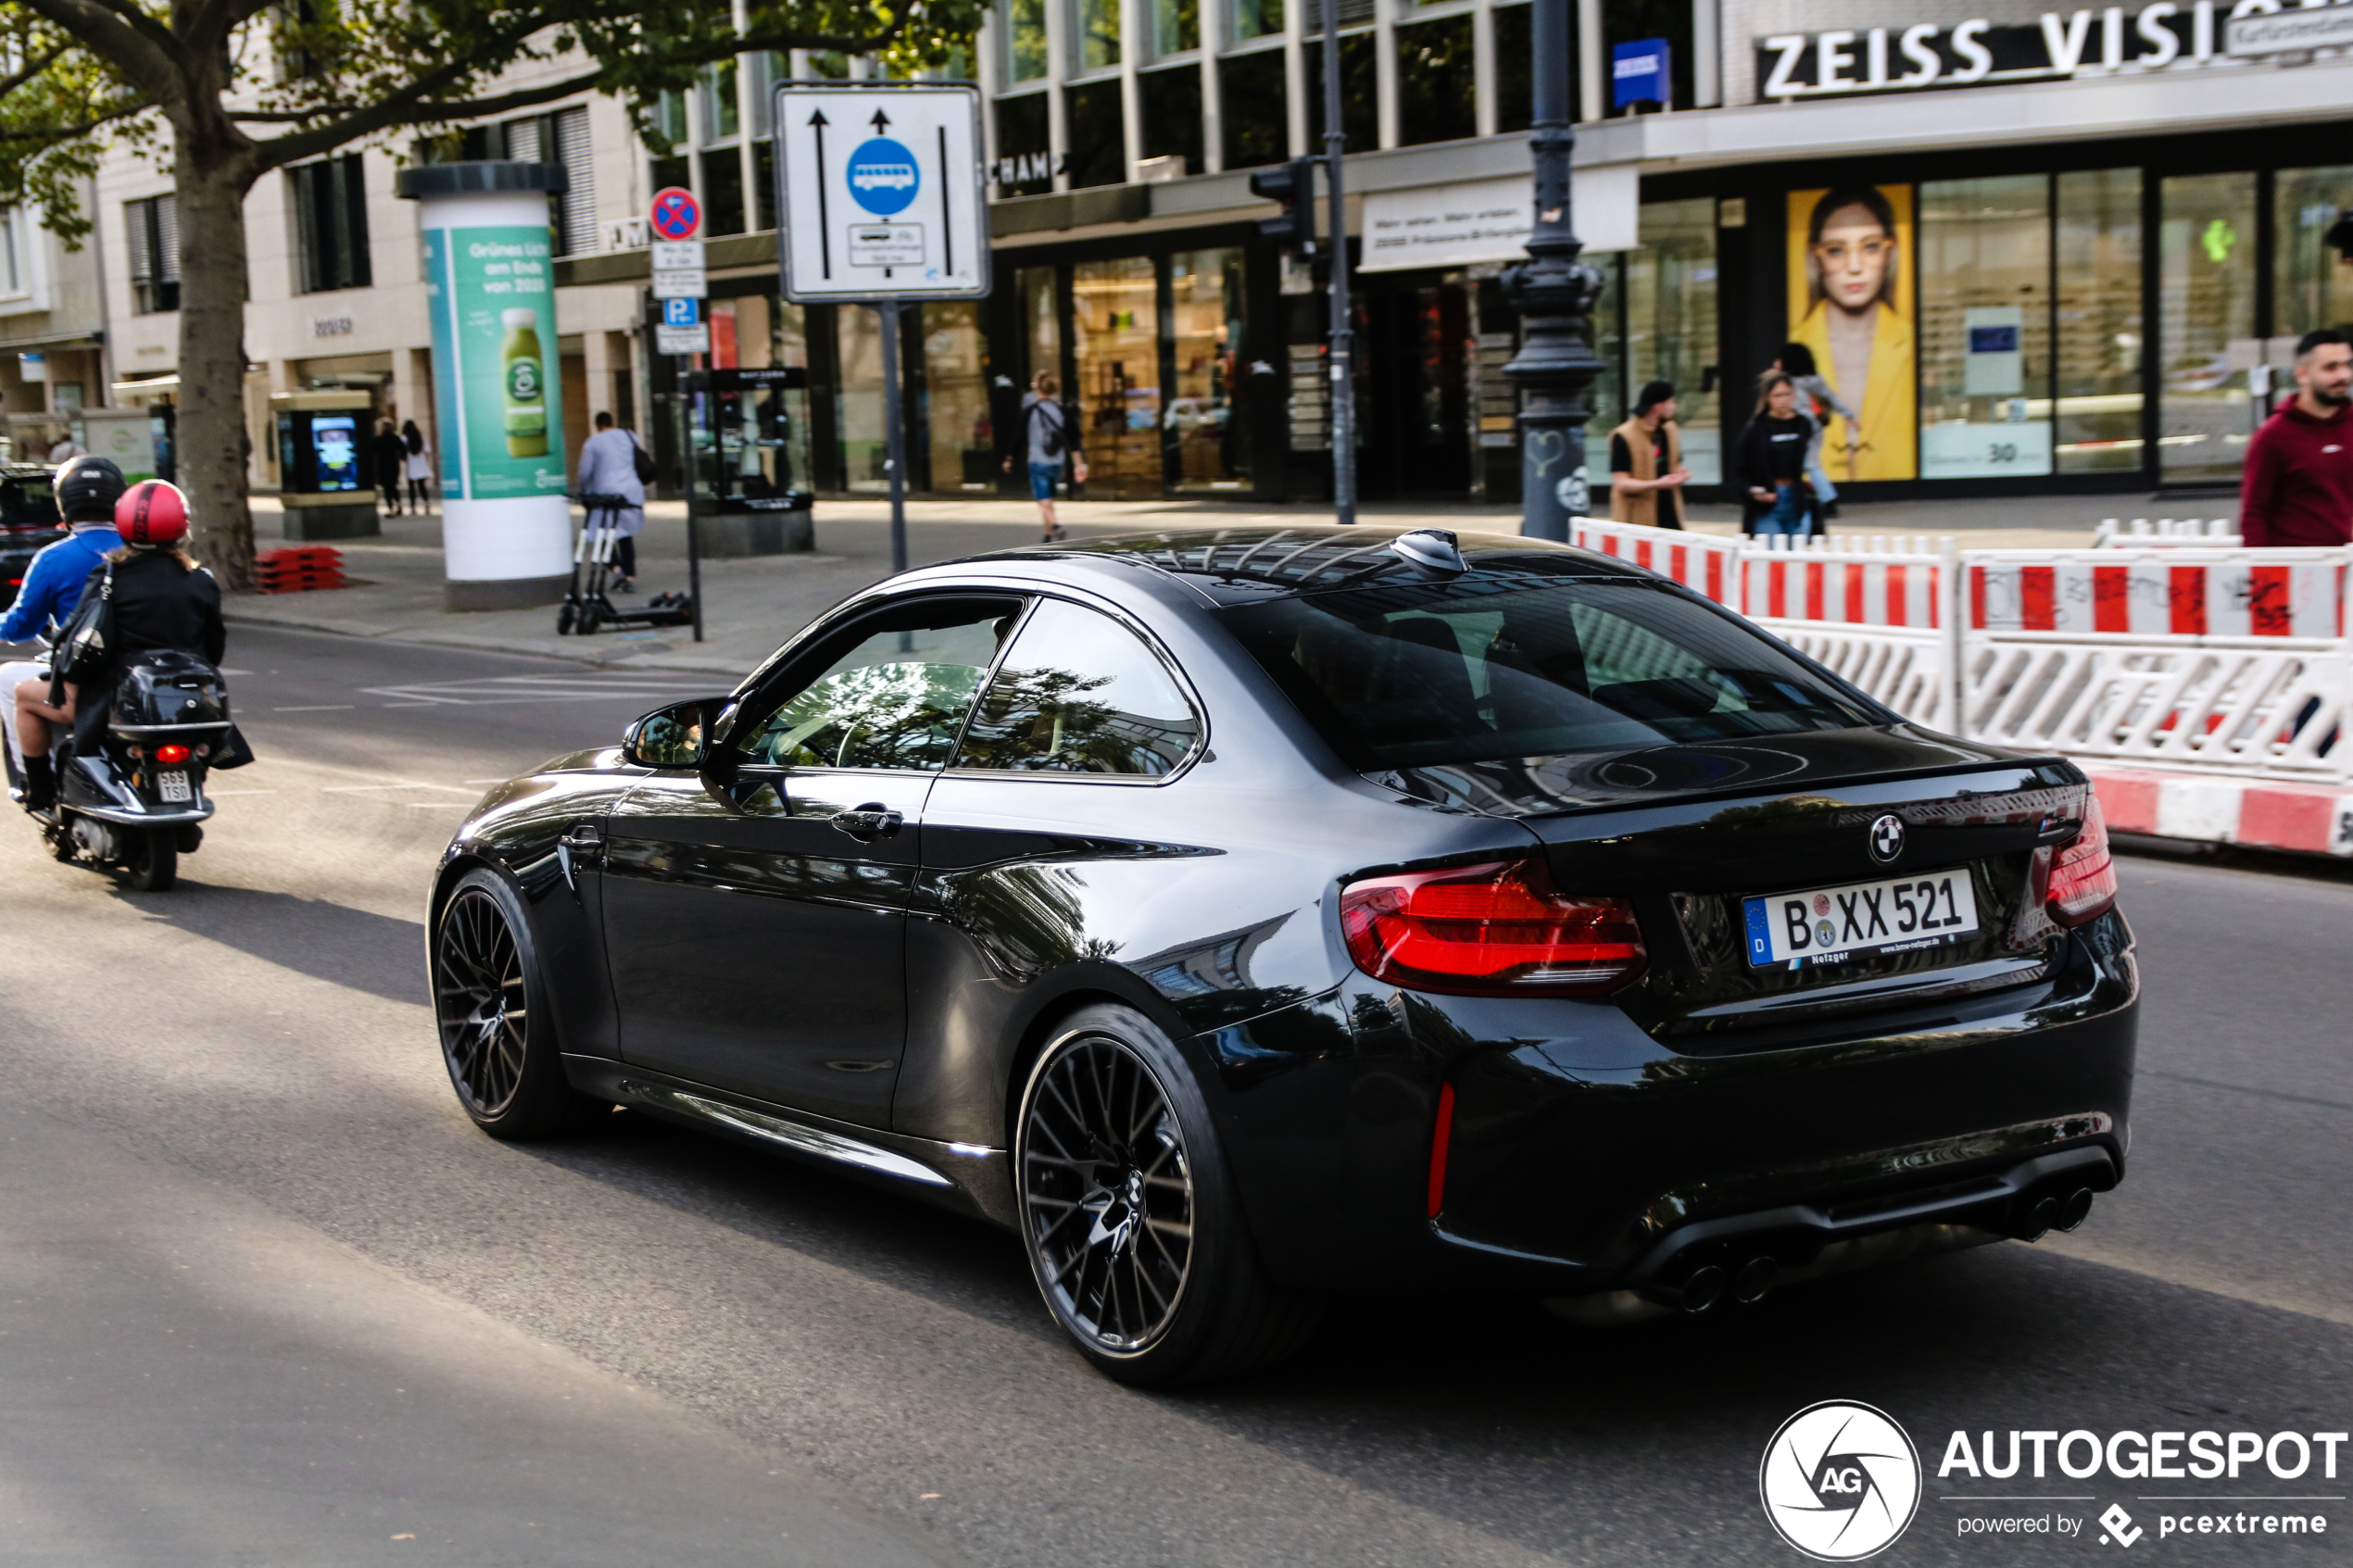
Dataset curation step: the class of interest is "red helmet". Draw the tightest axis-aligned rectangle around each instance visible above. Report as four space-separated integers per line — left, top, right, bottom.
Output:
117 480 190 546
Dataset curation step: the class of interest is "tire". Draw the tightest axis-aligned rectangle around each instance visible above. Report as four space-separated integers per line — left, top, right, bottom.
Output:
432 867 605 1139
1014 1004 1320 1386
124 830 177 891
557 602 576 635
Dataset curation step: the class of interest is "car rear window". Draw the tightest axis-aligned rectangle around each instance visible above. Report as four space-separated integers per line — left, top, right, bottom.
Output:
1218 576 1883 769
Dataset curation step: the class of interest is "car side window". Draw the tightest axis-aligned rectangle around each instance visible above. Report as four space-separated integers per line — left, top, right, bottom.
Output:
953 599 1200 776
735 596 1023 771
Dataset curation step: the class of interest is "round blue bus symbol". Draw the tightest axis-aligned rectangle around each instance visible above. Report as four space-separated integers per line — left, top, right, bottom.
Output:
845 138 920 215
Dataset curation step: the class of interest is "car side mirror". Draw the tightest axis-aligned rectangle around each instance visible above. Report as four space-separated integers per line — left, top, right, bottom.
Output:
622 696 724 769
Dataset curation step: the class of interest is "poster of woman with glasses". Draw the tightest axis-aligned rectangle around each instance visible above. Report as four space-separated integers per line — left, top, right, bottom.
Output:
1786 185 1917 483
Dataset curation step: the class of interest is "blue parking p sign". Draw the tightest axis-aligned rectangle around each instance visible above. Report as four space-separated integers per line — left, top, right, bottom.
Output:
661 296 700 327
1613 39 1670 107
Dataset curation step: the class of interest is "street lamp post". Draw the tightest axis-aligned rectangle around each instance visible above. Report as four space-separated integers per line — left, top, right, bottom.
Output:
1321 0 1358 526
1501 0 1605 542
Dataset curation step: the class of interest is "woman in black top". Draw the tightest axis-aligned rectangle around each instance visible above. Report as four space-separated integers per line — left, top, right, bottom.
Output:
67 483 227 758
1739 373 1817 538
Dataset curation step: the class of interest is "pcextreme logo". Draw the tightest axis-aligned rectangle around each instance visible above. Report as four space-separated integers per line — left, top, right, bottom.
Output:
1760 1400 1924 1561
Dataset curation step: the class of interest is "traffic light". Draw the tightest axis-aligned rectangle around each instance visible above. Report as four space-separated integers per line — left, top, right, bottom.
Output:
1250 157 1317 255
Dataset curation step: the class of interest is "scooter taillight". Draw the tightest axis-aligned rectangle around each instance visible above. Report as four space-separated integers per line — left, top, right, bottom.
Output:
154 744 192 765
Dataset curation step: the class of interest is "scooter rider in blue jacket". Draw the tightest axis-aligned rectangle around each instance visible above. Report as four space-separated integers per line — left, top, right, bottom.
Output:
2 457 128 806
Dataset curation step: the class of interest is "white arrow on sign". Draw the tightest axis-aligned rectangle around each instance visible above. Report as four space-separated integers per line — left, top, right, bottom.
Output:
773 82 989 303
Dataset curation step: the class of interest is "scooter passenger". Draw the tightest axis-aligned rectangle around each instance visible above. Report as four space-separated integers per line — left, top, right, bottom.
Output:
4 458 129 809
19 481 224 812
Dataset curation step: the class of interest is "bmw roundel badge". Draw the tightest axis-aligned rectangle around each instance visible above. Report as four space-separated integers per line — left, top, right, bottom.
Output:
1868 813 1906 864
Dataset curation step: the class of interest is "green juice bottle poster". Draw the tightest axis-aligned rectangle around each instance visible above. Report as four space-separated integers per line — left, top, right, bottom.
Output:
422 225 566 499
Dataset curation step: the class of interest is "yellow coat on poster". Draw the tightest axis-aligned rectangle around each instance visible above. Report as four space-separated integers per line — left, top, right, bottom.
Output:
1787 186 1918 483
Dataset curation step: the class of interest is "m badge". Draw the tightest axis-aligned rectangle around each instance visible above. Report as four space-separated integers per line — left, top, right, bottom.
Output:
1868 813 1906 864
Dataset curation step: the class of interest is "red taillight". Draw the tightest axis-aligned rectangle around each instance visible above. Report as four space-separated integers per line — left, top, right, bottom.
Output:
154 744 192 765
1427 1082 1455 1219
1340 858 1646 996
2045 796 2119 927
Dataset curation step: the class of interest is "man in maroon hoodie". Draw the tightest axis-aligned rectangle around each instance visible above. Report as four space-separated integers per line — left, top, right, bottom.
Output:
2242 329 2353 546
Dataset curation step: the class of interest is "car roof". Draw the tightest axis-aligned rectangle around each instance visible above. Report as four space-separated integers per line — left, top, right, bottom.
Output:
963 524 1656 607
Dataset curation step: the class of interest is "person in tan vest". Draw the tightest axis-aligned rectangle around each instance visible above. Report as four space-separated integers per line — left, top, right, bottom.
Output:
1607 380 1690 530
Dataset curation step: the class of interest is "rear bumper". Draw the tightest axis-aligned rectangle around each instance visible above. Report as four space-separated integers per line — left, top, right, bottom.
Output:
1205 909 2137 1297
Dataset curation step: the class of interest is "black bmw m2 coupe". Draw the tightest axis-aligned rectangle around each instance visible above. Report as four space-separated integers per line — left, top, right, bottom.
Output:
428 527 2136 1384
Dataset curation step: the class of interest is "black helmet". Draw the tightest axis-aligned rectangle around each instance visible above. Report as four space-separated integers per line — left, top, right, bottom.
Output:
54 456 127 521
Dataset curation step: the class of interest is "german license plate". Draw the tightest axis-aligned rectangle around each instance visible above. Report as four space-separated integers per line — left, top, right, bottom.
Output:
157 770 192 803
1743 871 1979 967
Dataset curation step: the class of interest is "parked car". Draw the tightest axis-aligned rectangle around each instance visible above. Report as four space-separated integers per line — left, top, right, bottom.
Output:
427 526 2137 1384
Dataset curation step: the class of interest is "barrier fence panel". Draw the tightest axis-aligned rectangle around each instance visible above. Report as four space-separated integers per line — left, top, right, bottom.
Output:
1552 524 2348 788
1960 548 2353 784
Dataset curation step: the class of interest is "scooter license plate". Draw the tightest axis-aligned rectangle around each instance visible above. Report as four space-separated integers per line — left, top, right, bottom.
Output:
157 770 192 803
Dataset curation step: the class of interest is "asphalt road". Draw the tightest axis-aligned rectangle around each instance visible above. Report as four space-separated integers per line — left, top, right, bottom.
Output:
0 624 2346 1566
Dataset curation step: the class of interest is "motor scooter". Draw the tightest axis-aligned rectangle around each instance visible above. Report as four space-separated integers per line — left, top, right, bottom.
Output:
6 643 229 891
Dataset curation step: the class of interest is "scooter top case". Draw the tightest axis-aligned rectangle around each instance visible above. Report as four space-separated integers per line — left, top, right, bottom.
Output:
60 650 226 828
113 649 231 735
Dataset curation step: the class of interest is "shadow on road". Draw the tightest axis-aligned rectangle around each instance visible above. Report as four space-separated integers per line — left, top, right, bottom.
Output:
119 882 427 1007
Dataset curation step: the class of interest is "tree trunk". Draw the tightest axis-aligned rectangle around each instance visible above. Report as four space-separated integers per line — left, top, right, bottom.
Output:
170 122 258 594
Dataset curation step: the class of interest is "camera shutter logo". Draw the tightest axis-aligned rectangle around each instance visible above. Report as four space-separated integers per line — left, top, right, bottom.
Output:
1868 813 1906 864
1759 1400 1921 1561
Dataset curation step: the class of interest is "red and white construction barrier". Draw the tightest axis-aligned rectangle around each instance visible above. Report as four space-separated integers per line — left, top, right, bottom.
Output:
1563 520 2353 855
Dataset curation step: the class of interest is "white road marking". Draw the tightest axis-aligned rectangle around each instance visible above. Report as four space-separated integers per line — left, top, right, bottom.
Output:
271 704 356 712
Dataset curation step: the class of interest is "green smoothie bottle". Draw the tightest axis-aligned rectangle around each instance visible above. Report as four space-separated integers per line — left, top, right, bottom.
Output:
501 307 548 458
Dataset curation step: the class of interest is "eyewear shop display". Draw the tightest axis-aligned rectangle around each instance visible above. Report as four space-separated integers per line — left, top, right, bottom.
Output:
1679 163 2351 492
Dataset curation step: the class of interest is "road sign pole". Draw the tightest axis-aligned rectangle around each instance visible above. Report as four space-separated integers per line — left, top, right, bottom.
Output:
680 361 705 642
877 301 909 575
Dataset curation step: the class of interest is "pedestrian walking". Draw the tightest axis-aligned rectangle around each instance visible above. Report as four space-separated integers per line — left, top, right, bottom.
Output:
1001 370 1084 543
1606 380 1691 530
575 411 648 590
1739 372 1816 539
2241 329 2353 547
400 420 433 514
373 419 409 517
1774 341 1859 519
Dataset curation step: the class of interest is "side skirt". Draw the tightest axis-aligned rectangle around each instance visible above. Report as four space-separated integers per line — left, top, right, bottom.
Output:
561 1055 1017 1229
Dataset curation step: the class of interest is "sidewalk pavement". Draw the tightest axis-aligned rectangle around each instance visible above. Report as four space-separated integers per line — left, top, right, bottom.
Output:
227 491 2171 680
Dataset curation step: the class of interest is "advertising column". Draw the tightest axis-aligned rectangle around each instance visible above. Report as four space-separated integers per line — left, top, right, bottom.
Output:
396 162 573 609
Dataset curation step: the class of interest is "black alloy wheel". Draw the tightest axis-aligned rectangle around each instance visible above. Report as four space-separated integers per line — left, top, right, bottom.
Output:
433 867 605 1138
1016 1004 1319 1386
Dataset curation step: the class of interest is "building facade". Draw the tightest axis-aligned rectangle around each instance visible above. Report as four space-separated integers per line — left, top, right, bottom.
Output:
57 0 2353 512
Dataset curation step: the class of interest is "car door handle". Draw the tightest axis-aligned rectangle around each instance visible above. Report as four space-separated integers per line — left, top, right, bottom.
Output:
829 803 902 841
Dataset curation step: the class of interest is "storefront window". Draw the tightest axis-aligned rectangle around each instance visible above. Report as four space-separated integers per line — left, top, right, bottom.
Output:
2274 167 2353 340
1583 259 1619 485
837 307 890 492
1918 175 2051 480
1005 0 1049 81
1074 257 1162 497
923 302 995 491
2159 173 2256 484
1626 198 1720 484
2056 168 2142 474
1170 248 1248 490
1020 265 1062 385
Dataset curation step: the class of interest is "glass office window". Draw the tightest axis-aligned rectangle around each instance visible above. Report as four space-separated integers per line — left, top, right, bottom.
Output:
1151 0 1200 56
925 302 997 491
1918 174 2051 479
1494 3 1531 133
1065 80 1126 189
1305 32 1378 154
2056 168 2143 473
699 149 745 236
1170 248 1249 489
2275 166 2353 339
1073 257 1162 497
1006 0 1050 80
1626 198 1721 484
1219 50 1287 169
1232 0 1282 42
995 93 1053 197
703 61 741 140
1396 16 1475 147
1140 64 1205 174
1076 0 1122 70
2158 173 2257 484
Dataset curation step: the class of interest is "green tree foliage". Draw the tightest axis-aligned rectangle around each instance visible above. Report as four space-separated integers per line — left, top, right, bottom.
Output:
0 0 982 586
